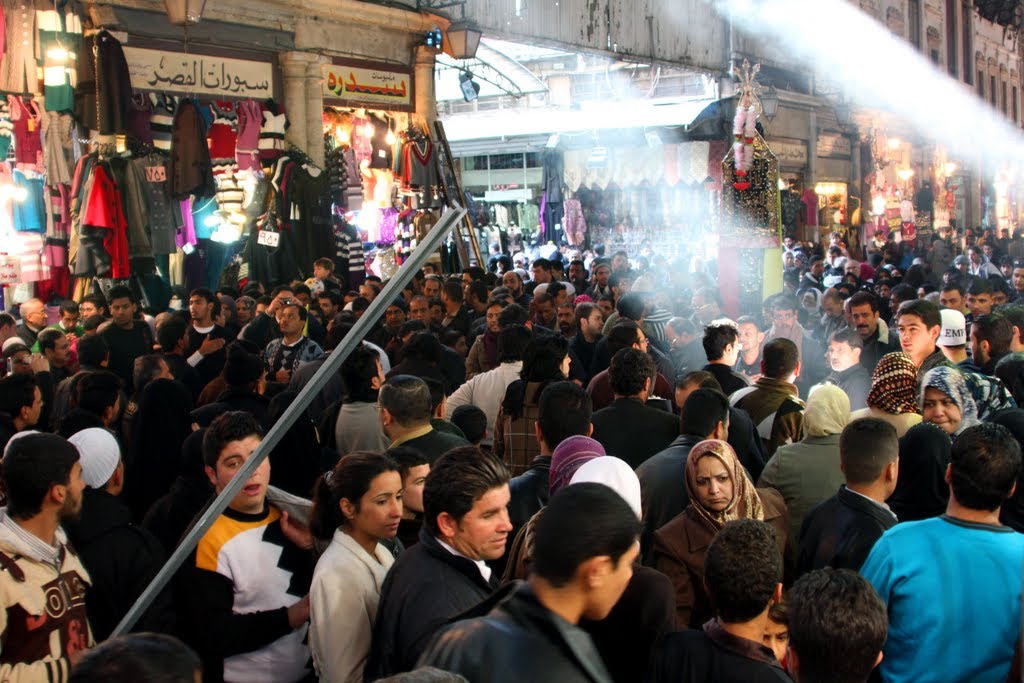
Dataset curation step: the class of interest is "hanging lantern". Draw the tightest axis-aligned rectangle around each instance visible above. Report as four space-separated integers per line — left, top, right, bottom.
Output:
164 0 208 26
445 23 483 60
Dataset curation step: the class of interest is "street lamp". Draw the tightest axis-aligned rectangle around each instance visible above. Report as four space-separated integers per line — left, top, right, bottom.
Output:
834 101 852 130
761 86 780 122
446 23 483 60
164 0 207 25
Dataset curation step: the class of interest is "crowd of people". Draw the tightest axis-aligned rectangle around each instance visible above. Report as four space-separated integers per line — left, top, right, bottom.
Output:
0 231 1020 683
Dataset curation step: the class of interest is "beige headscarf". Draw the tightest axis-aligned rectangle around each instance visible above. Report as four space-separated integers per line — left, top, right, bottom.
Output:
803 383 850 437
685 439 764 531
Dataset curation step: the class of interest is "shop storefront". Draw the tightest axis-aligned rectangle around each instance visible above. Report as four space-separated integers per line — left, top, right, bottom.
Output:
0 0 446 310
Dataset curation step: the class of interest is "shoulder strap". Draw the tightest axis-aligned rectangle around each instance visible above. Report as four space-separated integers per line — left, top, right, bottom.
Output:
0 551 26 583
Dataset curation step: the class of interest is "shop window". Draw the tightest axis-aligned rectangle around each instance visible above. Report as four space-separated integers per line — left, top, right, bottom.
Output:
525 152 542 168
962 3 972 83
490 153 525 170
463 156 489 171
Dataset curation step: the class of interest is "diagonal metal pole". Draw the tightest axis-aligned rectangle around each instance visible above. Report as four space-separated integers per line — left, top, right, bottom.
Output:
111 206 467 637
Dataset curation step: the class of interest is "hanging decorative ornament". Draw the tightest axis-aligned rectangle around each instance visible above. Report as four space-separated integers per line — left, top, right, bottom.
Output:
730 60 763 191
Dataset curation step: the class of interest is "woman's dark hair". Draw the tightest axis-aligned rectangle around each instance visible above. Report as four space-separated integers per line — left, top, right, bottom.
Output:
401 331 443 365
497 325 532 363
520 333 569 382
423 447 510 535
310 451 401 540
2 433 80 520
69 633 201 683
532 483 641 587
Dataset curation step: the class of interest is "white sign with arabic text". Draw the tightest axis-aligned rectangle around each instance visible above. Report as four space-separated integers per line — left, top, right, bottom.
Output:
124 47 274 99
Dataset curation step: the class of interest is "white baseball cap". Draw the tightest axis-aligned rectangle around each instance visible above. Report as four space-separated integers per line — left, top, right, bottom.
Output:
68 428 121 489
937 309 967 348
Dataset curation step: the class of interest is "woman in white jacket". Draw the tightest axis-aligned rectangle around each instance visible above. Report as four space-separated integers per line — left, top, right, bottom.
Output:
309 451 404 683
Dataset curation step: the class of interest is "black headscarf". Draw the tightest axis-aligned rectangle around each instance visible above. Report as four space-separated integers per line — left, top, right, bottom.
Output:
887 422 952 522
988 409 1024 533
264 391 332 499
124 379 195 522
140 428 214 558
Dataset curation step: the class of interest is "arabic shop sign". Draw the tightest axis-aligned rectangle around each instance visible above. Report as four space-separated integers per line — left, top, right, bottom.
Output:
322 59 414 112
124 47 273 98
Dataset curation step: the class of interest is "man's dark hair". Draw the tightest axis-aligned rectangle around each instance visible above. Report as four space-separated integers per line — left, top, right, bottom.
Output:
762 338 799 379
0 313 14 329
292 283 312 299
77 334 110 368
465 280 488 305
840 418 898 485
896 299 941 329
282 303 308 322
949 423 1021 510
319 290 342 308
423 377 446 414
2 433 80 520
498 303 530 328
36 328 64 354
890 283 918 304
386 446 429 479
615 293 645 322
941 281 966 297
202 411 263 468
532 483 641 587
537 381 592 448
450 405 487 445
402 332 443 365
497 325 532 363
379 375 432 427
972 313 1013 359
606 321 642 355
787 569 888 683
771 296 798 314
76 371 121 417
222 343 264 388
341 345 382 403
58 300 79 316
269 284 295 300
0 374 37 418
462 266 486 281
532 258 552 272
106 284 135 304
521 334 569 382
704 519 782 622
132 355 167 394
830 328 864 350
609 347 655 396
423 446 510 535
314 257 335 273
157 317 188 352
676 370 722 393
352 298 372 316
189 287 217 305
574 302 598 328
442 279 464 303
681 388 729 437
844 290 880 314
81 293 108 314
966 278 993 296
69 633 201 683
703 323 739 362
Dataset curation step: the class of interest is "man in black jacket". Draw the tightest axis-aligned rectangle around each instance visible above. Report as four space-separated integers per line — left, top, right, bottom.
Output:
636 388 729 560
648 519 791 682
507 382 592 545
419 483 640 683
825 329 871 410
797 418 899 576
845 291 899 373
366 446 512 679
379 375 468 464
701 322 751 397
591 349 678 469
64 427 174 640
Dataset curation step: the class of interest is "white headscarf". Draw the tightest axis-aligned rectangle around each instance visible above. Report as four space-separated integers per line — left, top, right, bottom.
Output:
570 457 642 519
804 383 850 437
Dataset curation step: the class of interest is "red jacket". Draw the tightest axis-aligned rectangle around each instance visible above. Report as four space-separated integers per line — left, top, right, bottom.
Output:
81 164 130 278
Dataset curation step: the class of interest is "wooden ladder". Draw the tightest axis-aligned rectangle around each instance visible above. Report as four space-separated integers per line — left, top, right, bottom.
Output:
433 119 484 268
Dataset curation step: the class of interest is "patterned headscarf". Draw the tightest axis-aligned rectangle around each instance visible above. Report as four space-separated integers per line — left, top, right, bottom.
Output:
685 439 764 531
867 352 920 415
920 366 979 435
549 436 606 496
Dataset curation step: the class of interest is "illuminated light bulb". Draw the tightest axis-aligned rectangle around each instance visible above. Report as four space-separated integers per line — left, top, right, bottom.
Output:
203 215 220 228
363 123 375 138
897 168 914 181
777 178 787 190
386 129 396 146
872 196 886 215
943 162 957 176
46 47 69 61
10 187 27 203
888 138 902 150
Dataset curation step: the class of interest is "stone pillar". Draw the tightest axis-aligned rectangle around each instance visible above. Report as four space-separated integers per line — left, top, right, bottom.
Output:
305 54 330 167
413 46 438 125
280 52 317 151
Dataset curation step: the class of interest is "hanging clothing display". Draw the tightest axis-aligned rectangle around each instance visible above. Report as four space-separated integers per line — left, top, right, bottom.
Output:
9 95 42 167
148 93 178 151
167 99 216 201
42 111 74 185
0 0 36 94
37 0 83 112
77 161 129 278
0 99 12 160
258 104 287 162
74 29 132 135
563 198 586 246
235 99 262 173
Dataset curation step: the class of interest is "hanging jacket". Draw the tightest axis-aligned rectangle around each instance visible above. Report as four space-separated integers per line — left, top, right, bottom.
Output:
73 29 132 134
167 99 216 201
